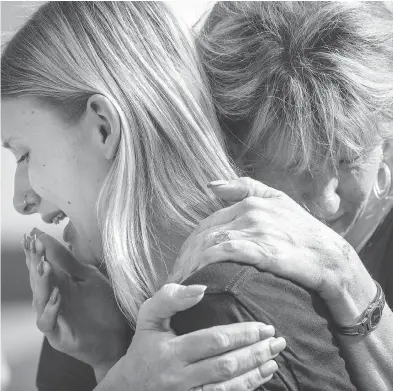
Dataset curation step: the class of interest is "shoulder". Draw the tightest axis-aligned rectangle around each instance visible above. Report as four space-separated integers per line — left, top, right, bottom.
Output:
171 262 356 391
179 262 327 319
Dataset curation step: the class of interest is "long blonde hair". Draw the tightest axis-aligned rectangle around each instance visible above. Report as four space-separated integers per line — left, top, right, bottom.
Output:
2 1 238 325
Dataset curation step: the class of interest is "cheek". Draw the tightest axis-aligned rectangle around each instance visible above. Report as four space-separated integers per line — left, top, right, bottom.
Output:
339 164 379 203
28 155 79 207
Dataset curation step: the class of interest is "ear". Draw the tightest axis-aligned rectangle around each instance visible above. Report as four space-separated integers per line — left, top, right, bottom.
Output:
83 94 121 160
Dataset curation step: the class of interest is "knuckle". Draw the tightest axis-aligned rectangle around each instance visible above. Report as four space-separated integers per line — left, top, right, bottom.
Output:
243 373 258 391
212 331 231 350
222 240 238 253
252 346 269 364
200 232 213 249
241 197 260 211
242 210 260 226
238 176 254 188
209 384 227 391
160 283 178 297
217 357 237 377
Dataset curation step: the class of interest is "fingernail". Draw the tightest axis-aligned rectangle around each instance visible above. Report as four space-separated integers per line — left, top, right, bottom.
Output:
37 257 45 276
21 234 27 251
259 325 275 339
30 227 43 238
270 337 286 355
207 180 229 188
31 234 37 254
184 284 207 297
26 235 32 252
260 360 278 377
50 287 59 305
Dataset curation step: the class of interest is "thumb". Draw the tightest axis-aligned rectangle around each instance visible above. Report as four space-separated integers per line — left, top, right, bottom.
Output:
137 283 206 331
208 177 281 202
31 227 90 280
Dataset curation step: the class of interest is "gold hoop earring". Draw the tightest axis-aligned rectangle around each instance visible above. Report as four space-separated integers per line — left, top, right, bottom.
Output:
373 161 392 200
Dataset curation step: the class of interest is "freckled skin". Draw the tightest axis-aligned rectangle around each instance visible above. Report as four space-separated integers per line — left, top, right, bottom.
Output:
1 97 111 266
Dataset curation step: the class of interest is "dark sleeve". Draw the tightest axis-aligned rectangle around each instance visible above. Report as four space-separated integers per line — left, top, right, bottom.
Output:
171 263 357 391
36 337 97 391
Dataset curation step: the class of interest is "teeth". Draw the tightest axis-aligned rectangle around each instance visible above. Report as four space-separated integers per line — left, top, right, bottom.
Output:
51 211 66 224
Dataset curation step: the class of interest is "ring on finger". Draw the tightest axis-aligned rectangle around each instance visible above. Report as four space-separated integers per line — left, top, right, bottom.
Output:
214 230 231 245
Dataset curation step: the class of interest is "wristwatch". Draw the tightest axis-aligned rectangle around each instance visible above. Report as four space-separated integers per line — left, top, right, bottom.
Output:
336 280 386 336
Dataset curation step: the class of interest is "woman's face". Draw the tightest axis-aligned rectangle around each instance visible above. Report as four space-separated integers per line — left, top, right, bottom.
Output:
1 97 114 265
248 142 384 237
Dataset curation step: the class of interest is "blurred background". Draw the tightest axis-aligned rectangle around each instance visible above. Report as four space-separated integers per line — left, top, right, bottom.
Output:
1 1 212 390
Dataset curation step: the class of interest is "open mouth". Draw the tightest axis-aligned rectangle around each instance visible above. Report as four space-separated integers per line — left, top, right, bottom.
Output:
42 210 67 225
51 211 67 225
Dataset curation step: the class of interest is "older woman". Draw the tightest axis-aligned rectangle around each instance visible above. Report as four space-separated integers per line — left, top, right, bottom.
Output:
187 1 393 390
2 2 360 391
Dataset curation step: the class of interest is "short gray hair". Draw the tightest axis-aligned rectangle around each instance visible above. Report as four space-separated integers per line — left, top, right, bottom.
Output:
198 1 393 174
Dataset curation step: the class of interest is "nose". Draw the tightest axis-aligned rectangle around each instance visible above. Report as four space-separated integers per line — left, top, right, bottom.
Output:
13 164 41 215
305 171 341 220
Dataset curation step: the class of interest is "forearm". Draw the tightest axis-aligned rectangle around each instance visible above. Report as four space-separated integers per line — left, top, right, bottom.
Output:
337 305 393 391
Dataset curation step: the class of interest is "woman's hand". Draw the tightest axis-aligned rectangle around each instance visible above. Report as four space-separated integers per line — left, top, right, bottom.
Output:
96 283 286 391
173 177 377 326
24 227 285 390
23 228 130 380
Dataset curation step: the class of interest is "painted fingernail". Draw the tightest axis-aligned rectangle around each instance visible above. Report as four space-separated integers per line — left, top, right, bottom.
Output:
259 325 275 339
207 180 229 188
31 234 37 254
24 234 30 251
30 227 43 237
21 234 27 251
184 285 207 297
260 360 278 377
37 257 45 276
50 287 59 305
26 235 32 252
270 337 286 355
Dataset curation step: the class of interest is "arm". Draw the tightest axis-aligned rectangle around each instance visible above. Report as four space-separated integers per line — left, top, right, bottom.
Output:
335 295 393 391
94 283 284 391
171 289 291 391
174 177 393 391
29 231 284 391
171 262 357 391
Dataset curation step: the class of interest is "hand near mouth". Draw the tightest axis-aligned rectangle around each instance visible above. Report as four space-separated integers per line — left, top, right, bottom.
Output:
22 229 131 380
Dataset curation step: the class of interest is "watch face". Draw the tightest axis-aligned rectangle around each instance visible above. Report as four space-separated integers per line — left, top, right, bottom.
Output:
370 307 382 328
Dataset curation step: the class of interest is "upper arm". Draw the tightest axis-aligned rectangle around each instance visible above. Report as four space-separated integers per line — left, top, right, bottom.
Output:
171 290 293 391
171 263 356 391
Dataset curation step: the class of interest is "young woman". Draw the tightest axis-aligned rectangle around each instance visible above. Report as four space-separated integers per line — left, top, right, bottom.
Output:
2 2 360 390
2 2 286 390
